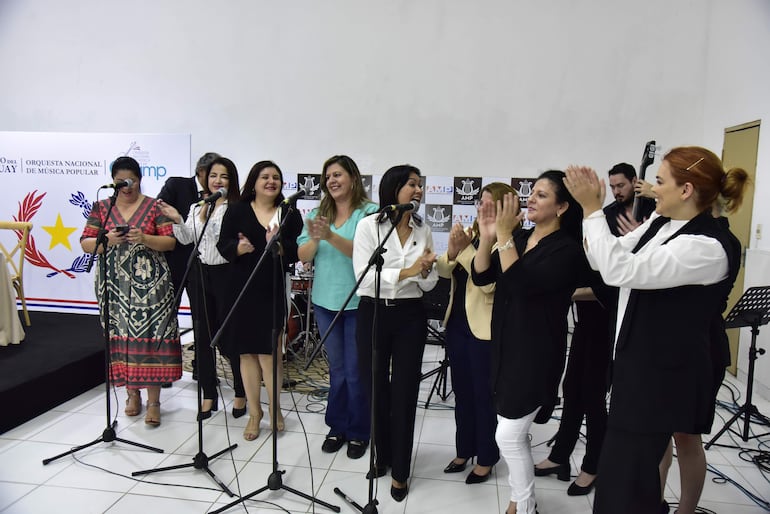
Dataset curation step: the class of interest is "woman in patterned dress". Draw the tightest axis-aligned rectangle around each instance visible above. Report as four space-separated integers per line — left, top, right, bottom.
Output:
80 156 181 427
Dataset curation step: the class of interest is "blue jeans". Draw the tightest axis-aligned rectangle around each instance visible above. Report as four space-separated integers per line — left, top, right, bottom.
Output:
314 304 370 442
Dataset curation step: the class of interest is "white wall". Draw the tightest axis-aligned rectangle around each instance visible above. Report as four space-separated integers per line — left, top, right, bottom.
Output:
702 0 770 397
0 0 719 174
2 0 770 394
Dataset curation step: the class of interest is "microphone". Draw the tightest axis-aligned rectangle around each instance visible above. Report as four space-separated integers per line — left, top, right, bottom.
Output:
380 200 419 214
281 186 307 205
195 187 228 206
100 178 134 189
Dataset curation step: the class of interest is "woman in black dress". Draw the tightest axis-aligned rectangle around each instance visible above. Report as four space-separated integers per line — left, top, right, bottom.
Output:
217 161 302 441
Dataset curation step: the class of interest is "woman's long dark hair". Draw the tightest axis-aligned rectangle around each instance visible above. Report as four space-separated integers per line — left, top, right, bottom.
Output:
205 157 241 203
240 160 285 206
378 164 422 224
537 169 583 241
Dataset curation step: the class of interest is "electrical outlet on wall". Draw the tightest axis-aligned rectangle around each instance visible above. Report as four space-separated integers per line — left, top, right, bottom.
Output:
756 224 763 240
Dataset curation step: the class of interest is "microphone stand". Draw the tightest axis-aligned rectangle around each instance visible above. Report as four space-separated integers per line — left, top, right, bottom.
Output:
43 188 163 465
132 201 236 495
210 199 339 514
304 209 402 371
324 210 403 514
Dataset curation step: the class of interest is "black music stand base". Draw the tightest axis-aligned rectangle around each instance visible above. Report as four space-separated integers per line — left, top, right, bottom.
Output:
705 325 770 449
705 286 770 450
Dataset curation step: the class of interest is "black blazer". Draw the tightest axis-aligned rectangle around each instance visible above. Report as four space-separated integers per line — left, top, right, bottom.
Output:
472 229 588 423
157 176 199 292
609 212 741 434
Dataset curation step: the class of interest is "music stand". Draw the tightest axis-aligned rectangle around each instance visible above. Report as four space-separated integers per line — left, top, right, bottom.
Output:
706 286 770 449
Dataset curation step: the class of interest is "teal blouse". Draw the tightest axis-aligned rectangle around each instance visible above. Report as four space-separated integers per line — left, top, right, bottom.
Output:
297 202 379 310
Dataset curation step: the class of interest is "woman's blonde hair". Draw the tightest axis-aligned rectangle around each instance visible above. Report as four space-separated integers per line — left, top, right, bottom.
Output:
471 182 519 238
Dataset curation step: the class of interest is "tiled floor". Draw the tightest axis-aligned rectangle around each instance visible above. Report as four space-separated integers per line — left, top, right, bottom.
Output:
1 342 769 513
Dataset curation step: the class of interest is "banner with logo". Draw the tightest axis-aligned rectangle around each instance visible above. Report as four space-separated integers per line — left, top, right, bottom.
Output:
422 175 537 256
0 132 191 315
284 173 536 258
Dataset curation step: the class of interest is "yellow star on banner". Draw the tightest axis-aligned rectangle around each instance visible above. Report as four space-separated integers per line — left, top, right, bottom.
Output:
42 214 78 251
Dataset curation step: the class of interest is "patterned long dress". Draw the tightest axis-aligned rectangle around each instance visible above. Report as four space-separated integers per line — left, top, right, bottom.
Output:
81 196 182 387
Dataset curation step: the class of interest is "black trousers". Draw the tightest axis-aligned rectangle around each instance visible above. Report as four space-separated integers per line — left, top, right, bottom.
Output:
190 263 244 399
593 426 670 514
445 315 499 466
356 297 427 483
548 301 611 474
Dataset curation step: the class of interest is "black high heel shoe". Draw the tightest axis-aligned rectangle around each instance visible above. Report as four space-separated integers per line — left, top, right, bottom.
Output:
197 396 219 421
443 458 468 473
390 483 408 502
465 467 492 484
232 397 247 418
533 462 570 481
567 477 596 496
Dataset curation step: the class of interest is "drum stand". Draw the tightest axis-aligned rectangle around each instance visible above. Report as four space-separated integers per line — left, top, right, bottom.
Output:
287 276 323 367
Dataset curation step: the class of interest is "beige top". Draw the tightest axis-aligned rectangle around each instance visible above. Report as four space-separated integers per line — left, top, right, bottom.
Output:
436 243 495 340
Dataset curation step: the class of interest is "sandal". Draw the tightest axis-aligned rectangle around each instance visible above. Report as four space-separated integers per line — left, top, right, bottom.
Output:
268 401 285 432
273 411 285 432
125 390 142 417
243 413 262 441
145 401 161 427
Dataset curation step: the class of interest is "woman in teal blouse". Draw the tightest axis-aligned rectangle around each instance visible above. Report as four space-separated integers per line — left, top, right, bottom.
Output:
297 155 378 459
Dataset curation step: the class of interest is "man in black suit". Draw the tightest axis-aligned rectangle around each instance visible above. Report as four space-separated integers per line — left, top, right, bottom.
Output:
158 152 220 299
602 162 656 236
157 152 220 385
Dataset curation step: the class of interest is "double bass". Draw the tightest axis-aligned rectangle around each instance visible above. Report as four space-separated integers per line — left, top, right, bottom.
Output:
631 140 657 222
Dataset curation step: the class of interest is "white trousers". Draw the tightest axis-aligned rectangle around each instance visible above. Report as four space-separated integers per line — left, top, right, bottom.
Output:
496 408 540 514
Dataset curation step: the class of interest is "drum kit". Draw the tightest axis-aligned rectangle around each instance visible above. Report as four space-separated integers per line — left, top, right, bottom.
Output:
286 270 324 366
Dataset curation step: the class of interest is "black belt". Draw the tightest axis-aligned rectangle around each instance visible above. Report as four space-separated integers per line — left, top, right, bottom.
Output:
360 296 422 307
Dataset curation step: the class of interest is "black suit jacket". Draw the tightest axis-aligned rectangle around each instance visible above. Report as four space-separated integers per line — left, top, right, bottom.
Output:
157 176 199 294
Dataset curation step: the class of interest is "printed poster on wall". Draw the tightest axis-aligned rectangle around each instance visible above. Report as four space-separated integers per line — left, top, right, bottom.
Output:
0 132 191 316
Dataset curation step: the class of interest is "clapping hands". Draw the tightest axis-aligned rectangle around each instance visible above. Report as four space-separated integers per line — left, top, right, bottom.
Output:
564 166 605 215
306 216 331 241
447 223 473 260
476 192 523 244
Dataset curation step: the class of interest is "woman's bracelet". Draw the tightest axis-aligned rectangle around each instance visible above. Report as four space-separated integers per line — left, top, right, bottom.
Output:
498 237 515 251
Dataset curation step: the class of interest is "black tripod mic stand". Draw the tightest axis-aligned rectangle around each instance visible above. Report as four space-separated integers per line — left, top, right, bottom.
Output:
43 188 163 465
316 211 403 514
210 199 339 514
132 201 236 495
